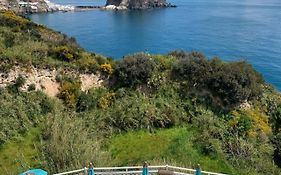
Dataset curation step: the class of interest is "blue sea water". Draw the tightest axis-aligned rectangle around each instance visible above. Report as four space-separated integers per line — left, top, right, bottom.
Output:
29 0 281 91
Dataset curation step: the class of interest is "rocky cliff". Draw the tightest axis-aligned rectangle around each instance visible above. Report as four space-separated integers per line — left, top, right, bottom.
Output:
0 0 47 13
0 0 74 13
0 66 102 97
105 0 175 10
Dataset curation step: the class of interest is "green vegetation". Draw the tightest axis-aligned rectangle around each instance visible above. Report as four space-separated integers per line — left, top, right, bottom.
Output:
0 127 42 175
172 52 263 109
0 10 111 72
113 53 157 87
58 80 81 108
1 11 281 175
108 128 236 174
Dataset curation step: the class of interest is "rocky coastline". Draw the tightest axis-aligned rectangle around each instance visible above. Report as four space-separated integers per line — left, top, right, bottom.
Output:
0 0 176 13
104 0 176 10
0 0 74 13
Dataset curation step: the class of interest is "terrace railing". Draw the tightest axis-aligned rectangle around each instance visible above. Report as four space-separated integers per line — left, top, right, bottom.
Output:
53 165 227 175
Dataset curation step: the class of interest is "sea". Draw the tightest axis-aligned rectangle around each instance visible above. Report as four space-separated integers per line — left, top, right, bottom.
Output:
28 0 281 91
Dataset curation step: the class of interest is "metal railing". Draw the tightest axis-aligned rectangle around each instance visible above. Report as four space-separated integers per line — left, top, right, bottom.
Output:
53 165 227 175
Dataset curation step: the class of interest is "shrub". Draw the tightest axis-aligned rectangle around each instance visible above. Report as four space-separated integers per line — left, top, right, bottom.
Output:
21 40 49 59
271 104 281 167
59 36 80 49
0 62 13 74
0 11 30 28
208 61 264 106
40 97 55 114
8 75 26 93
76 92 93 112
76 53 99 72
172 53 264 108
273 132 281 167
194 132 220 157
147 72 167 90
236 115 252 137
94 54 108 65
51 46 77 62
4 34 15 47
28 83 36 91
97 89 184 134
0 90 47 146
172 52 211 86
58 81 81 108
14 75 26 88
41 113 104 173
168 50 188 58
100 63 113 75
98 92 116 109
152 55 176 71
270 103 281 133
114 53 157 87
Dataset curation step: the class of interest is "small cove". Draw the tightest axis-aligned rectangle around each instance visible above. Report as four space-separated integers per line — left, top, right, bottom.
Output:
29 0 281 90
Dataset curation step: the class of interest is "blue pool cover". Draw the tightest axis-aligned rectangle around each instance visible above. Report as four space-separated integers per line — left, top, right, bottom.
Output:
18 169 48 175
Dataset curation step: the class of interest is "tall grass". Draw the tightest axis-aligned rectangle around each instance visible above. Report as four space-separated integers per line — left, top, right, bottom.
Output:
107 128 237 174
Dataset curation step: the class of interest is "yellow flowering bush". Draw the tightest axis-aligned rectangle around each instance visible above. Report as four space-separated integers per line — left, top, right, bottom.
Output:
58 81 81 108
100 63 113 74
98 92 115 109
0 10 30 27
52 46 76 62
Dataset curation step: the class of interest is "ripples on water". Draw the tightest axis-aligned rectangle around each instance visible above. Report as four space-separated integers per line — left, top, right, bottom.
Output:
29 0 281 90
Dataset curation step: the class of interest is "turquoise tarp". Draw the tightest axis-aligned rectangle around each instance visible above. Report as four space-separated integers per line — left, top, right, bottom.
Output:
18 169 47 175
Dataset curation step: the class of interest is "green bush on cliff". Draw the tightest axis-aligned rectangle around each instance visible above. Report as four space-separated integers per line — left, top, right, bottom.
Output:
113 53 157 87
50 46 78 62
270 102 281 167
0 11 31 28
58 80 81 108
7 75 26 93
172 52 263 108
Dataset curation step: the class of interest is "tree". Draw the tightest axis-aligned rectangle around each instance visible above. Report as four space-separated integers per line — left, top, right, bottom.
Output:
172 53 264 108
113 53 157 87
172 52 211 87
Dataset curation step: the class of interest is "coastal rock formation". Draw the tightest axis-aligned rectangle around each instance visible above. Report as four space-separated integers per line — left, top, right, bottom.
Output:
0 67 102 97
105 0 174 10
0 0 48 13
0 0 74 13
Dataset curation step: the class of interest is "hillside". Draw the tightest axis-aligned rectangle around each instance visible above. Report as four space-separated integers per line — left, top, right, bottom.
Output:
0 11 281 175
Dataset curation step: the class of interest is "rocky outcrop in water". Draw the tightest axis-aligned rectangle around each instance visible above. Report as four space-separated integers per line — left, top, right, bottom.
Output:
105 0 175 10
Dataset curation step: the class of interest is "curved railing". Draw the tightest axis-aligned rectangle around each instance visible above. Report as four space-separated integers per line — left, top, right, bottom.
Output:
53 165 227 175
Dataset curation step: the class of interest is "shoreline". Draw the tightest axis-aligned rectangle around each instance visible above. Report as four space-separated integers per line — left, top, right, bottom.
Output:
0 0 176 14
47 4 177 13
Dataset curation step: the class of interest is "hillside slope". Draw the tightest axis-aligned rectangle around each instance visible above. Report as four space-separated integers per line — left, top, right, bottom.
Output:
0 11 281 175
